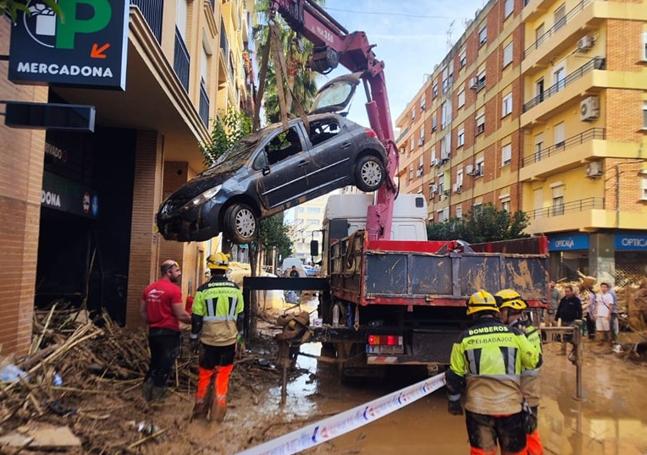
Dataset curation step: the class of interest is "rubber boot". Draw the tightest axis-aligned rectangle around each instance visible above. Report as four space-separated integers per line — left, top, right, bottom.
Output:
142 378 154 402
212 398 227 423
150 385 167 401
191 400 208 421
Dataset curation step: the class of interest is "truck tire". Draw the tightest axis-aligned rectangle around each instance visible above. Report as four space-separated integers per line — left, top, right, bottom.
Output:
354 155 385 192
223 203 258 244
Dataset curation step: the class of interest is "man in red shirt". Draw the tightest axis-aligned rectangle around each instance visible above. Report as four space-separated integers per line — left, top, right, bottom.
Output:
140 259 191 401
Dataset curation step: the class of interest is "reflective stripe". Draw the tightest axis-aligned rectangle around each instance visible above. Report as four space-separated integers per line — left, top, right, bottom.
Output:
206 298 215 318
466 374 520 383
203 315 237 322
448 394 461 401
507 347 516 376
466 350 478 375
228 296 238 318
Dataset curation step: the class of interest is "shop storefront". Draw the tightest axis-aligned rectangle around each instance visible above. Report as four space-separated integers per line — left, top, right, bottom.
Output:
548 232 590 280
615 232 647 286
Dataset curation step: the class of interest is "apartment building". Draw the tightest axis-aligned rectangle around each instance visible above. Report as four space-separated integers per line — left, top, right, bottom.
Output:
0 0 255 354
396 0 525 224
396 0 647 283
519 0 647 282
284 194 331 263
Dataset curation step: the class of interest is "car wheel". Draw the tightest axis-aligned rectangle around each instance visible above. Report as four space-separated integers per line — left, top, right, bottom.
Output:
223 203 258 244
355 155 385 192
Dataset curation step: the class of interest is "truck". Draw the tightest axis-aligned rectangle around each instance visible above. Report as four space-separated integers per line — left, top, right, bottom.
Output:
316 194 548 378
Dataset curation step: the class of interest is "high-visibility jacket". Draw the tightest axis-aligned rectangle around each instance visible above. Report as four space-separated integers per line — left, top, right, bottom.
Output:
191 276 244 347
511 319 543 407
446 316 540 415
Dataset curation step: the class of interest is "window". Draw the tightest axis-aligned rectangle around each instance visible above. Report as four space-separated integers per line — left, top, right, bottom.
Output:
554 122 565 149
430 147 437 164
438 209 449 222
176 0 188 39
266 127 304 165
458 89 465 108
502 93 513 117
442 66 453 94
503 42 513 67
457 169 464 187
309 118 341 146
504 0 514 18
554 4 566 31
457 126 465 147
459 48 467 68
441 101 452 129
440 134 452 160
479 24 487 46
476 69 486 90
535 23 545 48
438 173 445 194
553 64 566 92
411 108 416 120
501 197 511 212
456 206 463 219
643 32 647 61
476 157 485 177
476 113 485 136
432 116 438 132
534 133 544 163
643 101 647 128
420 97 426 111
502 143 512 166
432 81 439 98
642 176 647 200
552 185 565 215
418 126 425 146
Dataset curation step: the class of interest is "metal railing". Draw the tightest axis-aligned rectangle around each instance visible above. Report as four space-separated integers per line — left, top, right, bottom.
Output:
529 197 604 219
174 27 190 92
522 128 605 166
199 81 210 127
523 57 604 112
220 18 229 57
130 0 164 42
524 0 591 58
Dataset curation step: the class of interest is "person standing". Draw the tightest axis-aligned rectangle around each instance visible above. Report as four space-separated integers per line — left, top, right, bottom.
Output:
545 281 560 326
446 290 539 455
190 253 244 422
580 284 596 340
556 285 583 357
495 289 544 455
140 259 191 401
594 283 614 344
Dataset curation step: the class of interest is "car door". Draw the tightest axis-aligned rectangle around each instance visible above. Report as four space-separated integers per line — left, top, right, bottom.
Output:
255 124 310 209
302 116 354 196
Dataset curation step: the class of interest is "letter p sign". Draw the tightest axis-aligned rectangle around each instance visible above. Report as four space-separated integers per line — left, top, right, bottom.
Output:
56 0 112 49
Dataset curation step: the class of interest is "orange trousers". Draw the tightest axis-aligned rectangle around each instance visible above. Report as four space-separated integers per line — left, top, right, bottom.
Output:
470 448 527 455
196 364 233 404
527 430 543 455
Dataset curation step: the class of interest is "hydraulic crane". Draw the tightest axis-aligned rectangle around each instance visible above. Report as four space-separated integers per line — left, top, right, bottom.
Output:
270 0 398 241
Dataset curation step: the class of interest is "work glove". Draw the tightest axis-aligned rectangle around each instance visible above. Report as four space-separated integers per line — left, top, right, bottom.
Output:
190 335 200 354
448 400 463 416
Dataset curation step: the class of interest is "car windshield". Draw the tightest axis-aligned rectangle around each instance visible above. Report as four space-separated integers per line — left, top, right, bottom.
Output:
199 133 264 176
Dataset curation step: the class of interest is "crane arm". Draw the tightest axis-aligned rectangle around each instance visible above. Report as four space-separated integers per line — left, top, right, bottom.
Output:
270 0 399 240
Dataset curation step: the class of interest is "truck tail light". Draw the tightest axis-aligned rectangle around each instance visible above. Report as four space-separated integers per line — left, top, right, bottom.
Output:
365 128 377 138
368 335 402 346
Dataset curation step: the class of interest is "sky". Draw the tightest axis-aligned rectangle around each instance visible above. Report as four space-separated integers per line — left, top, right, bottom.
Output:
313 0 485 128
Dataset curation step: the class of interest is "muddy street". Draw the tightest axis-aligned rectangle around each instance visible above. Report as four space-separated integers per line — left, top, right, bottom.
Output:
252 341 647 455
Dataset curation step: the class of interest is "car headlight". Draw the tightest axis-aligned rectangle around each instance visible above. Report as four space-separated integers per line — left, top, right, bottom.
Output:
181 185 221 212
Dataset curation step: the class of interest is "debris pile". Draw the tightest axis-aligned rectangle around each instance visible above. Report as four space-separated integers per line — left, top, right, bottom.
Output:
0 306 281 453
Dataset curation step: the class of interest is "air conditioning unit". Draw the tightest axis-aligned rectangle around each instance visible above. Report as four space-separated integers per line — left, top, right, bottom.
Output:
576 35 595 52
418 137 425 146
586 161 603 178
431 184 438 193
580 96 600 121
431 158 439 167
469 77 479 89
453 183 462 193
452 183 458 193
465 164 475 175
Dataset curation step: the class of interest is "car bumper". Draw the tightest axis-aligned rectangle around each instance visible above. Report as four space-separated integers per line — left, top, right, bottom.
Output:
157 203 222 242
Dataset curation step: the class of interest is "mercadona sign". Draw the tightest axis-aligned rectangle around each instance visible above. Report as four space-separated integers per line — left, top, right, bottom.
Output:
9 0 129 90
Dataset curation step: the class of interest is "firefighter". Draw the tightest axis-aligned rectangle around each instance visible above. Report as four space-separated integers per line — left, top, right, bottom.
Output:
190 252 244 422
496 289 544 455
446 290 539 455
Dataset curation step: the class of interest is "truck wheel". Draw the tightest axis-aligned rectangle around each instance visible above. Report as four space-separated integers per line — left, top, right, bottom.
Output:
355 155 385 192
223 203 258 244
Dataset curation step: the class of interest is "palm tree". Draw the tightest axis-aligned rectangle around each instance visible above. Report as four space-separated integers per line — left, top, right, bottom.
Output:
253 0 322 124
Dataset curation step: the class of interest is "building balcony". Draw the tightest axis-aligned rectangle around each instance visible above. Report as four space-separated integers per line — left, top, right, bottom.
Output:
130 0 163 43
521 57 604 127
173 27 190 93
522 0 599 74
522 0 553 22
520 128 605 180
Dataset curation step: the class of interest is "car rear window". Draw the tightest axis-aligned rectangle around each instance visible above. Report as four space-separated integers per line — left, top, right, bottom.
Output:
309 119 341 146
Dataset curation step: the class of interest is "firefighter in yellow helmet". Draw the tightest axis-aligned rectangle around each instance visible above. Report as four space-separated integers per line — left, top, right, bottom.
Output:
496 289 544 455
445 290 540 455
190 252 244 422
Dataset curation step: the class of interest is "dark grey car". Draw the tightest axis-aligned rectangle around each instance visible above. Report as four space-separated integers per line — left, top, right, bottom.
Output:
157 113 387 243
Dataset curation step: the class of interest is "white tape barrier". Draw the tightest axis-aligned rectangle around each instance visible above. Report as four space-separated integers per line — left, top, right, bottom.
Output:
238 372 446 455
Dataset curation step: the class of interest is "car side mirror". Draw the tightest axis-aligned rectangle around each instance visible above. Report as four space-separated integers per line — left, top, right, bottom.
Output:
310 240 319 257
262 166 271 176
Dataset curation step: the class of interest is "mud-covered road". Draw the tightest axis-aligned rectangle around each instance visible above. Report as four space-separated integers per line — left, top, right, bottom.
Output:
143 338 647 455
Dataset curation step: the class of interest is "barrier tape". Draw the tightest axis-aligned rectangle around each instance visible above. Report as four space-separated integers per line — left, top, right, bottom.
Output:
238 372 446 455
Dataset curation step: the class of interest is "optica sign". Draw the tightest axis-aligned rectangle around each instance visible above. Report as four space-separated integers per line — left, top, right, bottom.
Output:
548 233 589 251
615 232 647 251
9 0 129 90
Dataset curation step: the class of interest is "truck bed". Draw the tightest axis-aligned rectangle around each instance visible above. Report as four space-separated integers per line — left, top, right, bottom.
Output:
330 232 549 308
